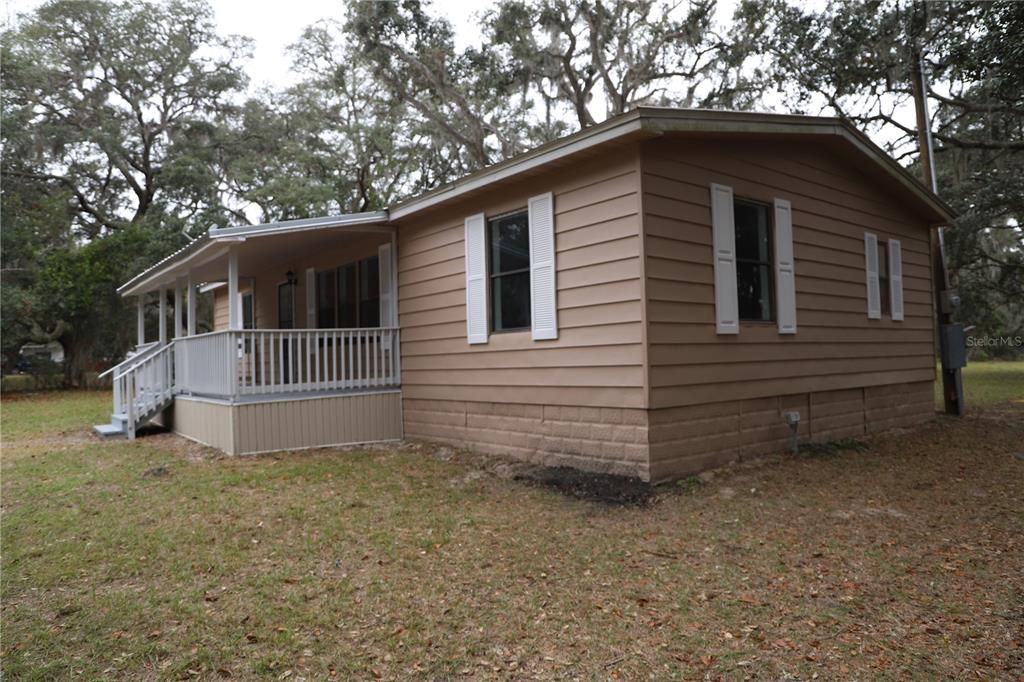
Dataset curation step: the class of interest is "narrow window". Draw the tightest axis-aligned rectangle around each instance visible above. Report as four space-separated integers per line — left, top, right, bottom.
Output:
336 263 358 328
335 258 380 328
359 256 380 328
878 239 890 317
489 211 531 331
316 270 337 328
241 292 255 330
277 283 294 329
733 199 774 321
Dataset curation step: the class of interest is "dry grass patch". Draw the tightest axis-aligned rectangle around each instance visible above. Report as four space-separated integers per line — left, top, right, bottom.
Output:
2 387 1023 679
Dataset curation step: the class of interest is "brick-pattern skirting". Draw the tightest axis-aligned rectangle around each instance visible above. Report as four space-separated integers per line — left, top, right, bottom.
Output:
403 399 651 480
648 381 935 482
403 381 935 483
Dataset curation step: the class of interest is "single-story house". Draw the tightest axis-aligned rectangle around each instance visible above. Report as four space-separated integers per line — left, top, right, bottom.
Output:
95 108 953 482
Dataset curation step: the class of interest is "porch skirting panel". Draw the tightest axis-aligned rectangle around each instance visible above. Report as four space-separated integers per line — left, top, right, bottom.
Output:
168 390 403 455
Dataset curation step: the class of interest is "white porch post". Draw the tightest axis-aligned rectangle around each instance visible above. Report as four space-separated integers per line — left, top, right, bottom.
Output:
174 278 184 339
186 275 197 336
137 296 145 346
228 248 240 330
158 287 168 344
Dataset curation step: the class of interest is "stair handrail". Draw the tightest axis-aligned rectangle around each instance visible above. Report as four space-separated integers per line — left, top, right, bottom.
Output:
115 342 175 439
99 341 164 379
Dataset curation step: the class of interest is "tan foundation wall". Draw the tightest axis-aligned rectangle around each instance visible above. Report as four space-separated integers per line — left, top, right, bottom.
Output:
648 380 934 482
403 397 651 480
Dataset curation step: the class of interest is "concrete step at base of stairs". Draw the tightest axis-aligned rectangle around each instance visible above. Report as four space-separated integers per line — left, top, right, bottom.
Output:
93 422 126 439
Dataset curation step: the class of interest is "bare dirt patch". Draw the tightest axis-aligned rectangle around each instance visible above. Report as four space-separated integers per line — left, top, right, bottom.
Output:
512 465 654 505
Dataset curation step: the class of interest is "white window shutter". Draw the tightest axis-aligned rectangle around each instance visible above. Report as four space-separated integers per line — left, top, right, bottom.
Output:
305 267 316 328
773 198 797 334
528 192 558 341
378 242 396 327
889 238 904 321
864 233 881 319
464 213 488 344
710 183 739 334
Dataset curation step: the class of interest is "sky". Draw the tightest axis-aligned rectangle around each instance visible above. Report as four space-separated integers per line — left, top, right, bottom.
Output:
5 0 498 91
5 0 751 92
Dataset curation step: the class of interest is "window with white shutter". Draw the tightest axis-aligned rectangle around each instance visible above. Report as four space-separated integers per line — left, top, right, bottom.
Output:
888 238 904 321
864 232 881 319
773 198 797 334
528 192 558 340
710 183 739 334
464 213 489 344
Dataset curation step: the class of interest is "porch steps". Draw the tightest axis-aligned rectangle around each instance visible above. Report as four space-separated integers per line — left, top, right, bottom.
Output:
93 399 171 440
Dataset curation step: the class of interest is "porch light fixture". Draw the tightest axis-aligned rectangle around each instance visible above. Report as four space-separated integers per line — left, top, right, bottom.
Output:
285 270 298 286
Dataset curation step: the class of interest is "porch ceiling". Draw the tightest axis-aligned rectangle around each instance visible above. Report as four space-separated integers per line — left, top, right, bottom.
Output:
120 222 394 297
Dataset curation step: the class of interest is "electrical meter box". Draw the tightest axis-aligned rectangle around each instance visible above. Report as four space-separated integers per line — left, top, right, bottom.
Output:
939 323 967 370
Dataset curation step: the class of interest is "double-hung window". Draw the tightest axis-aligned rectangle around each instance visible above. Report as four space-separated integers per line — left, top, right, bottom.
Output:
877 239 890 317
489 211 531 332
864 232 903 321
464 192 557 344
733 199 774 322
710 183 796 335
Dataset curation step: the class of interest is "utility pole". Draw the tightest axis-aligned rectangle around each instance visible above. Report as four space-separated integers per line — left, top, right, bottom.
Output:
911 47 965 416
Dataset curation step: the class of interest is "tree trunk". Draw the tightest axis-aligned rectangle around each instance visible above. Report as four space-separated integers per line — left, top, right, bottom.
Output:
60 335 81 388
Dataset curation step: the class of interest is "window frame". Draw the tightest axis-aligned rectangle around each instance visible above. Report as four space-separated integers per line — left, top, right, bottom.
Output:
732 197 776 324
486 208 532 333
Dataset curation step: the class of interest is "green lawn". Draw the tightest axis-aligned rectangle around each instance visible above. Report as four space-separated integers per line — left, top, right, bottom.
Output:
2 382 1022 680
943 360 1024 408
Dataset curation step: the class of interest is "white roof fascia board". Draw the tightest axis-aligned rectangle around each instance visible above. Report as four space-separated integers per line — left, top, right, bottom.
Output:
208 211 390 239
118 239 226 296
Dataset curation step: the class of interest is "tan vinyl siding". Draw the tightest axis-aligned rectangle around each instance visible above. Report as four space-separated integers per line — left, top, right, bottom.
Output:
641 138 937 410
397 147 647 408
212 288 229 331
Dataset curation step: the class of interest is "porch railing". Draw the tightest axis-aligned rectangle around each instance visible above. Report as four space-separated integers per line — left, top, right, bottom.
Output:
174 327 401 399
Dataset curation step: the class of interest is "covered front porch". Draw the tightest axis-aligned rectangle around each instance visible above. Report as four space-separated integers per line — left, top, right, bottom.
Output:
95 213 404 451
